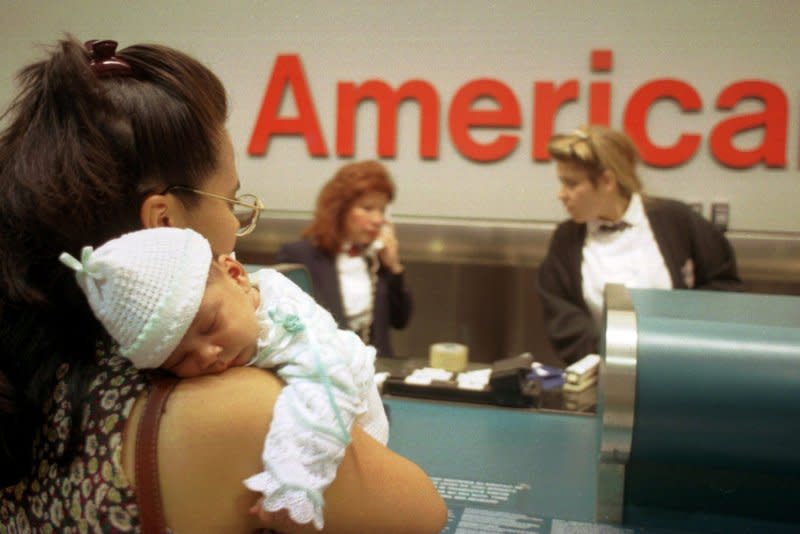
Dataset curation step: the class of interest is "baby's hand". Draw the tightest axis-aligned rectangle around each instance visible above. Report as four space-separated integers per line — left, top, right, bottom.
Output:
250 498 304 533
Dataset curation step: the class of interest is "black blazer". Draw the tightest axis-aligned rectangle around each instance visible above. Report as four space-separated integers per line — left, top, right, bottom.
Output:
276 239 413 357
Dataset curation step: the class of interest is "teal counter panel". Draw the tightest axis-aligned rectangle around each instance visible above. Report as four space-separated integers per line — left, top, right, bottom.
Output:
629 288 800 471
385 397 600 523
624 288 800 527
629 288 800 328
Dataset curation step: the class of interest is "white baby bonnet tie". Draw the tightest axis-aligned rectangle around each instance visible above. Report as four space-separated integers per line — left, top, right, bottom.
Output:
60 244 103 300
59 227 212 369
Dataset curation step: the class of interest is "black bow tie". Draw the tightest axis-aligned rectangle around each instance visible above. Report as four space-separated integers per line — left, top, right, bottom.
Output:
597 221 630 233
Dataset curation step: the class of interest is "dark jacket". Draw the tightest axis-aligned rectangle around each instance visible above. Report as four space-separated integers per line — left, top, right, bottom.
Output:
276 239 413 357
537 197 741 365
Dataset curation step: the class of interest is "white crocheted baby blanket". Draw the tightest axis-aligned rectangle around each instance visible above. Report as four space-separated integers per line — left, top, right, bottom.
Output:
242 268 388 529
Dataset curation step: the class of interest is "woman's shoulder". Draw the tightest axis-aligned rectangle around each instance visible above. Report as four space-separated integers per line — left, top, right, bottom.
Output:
550 218 584 241
642 195 693 216
126 366 448 533
179 363 282 389
161 366 282 438
124 367 283 533
125 367 282 464
642 196 707 234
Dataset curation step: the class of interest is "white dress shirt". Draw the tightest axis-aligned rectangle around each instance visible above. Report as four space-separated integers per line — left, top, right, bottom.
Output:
581 193 672 328
336 244 372 332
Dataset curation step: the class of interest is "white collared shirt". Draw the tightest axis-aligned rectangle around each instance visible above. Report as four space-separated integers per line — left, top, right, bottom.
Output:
336 244 371 330
581 193 672 328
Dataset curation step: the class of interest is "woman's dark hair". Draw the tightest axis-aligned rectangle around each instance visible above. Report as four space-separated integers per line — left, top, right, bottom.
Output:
0 35 228 484
304 160 395 256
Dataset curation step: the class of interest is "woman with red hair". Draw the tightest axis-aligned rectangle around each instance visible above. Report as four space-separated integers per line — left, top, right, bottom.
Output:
277 160 413 357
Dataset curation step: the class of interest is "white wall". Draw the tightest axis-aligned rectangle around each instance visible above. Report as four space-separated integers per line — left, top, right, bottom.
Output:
2 0 798 233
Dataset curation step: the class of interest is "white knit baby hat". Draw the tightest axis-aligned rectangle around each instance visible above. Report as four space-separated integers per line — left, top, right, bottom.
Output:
59 227 212 369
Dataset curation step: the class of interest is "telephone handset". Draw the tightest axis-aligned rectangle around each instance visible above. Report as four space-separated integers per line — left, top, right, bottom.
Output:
367 238 385 255
367 207 391 255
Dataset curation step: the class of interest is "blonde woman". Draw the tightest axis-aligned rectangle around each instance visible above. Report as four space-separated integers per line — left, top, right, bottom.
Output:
538 125 741 365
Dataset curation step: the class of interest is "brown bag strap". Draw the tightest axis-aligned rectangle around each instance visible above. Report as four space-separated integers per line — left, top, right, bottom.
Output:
135 374 180 534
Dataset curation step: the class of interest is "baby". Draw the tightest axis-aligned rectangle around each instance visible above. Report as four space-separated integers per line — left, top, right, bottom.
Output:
59 227 388 530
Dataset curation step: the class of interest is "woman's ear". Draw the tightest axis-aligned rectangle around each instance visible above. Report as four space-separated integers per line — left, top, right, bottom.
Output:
140 194 174 229
598 170 617 193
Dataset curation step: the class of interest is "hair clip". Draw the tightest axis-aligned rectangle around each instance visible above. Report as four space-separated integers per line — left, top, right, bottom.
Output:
85 40 133 78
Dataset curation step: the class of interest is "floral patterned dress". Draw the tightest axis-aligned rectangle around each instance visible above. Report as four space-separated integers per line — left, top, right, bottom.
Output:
1 347 149 533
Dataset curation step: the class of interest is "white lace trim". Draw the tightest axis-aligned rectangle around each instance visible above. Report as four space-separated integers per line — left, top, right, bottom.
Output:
242 269 388 529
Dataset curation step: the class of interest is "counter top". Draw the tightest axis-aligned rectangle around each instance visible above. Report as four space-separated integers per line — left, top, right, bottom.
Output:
376 357 597 415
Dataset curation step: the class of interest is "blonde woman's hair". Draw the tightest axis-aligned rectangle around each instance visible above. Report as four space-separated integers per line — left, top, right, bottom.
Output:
546 125 643 198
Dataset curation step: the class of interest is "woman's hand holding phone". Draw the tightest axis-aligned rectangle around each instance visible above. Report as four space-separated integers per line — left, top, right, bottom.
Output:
375 221 403 274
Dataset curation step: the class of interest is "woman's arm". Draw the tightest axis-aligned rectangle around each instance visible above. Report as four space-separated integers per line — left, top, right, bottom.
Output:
385 270 413 329
537 243 598 366
123 367 447 533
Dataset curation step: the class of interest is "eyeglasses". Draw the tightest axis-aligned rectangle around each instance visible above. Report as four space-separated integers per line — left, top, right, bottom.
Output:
162 185 264 237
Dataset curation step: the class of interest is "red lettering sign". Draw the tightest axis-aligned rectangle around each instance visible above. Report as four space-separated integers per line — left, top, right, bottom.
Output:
247 52 792 171
623 79 702 168
448 79 521 162
248 55 327 157
532 81 579 161
337 80 439 158
710 80 787 168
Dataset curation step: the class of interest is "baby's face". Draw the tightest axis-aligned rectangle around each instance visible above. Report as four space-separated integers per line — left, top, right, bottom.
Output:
162 259 261 377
